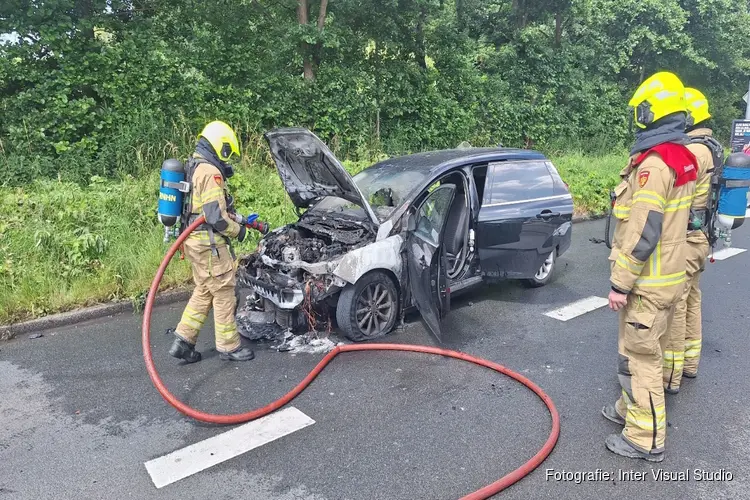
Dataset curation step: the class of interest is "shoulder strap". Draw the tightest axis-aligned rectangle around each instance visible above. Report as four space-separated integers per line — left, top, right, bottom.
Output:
689 136 724 247
690 135 724 173
179 157 199 234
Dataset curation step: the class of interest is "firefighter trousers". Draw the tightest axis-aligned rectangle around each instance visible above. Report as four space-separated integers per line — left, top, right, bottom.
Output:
663 235 709 391
614 295 674 454
175 238 241 353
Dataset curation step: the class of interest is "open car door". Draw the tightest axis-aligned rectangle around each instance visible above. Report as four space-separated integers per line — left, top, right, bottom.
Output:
406 184 456 343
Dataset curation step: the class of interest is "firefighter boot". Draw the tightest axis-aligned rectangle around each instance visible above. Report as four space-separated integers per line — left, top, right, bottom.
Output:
601 404 625 426
219 346 255 361
169 337 202 364
605 434 665 463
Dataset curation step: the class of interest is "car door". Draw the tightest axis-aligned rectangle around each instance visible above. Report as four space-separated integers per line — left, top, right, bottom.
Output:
476 160 561 279
407 184 456 342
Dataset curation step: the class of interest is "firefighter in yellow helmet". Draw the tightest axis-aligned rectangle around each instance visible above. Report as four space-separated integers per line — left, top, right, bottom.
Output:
168 121 256 363
663 88 722 393
601 72 698 462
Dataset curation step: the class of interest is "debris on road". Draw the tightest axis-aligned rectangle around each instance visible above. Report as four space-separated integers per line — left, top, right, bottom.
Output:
273 330 341 354
28 333 43 339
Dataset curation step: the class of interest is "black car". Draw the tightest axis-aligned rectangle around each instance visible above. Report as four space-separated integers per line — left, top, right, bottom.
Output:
236 128 573 342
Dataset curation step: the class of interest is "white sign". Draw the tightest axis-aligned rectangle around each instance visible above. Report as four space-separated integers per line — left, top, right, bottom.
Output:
744 91 749 103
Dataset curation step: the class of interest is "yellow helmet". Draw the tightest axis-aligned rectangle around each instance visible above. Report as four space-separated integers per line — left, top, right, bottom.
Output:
198 120 240 162
628 72 687 129
684 87 711 127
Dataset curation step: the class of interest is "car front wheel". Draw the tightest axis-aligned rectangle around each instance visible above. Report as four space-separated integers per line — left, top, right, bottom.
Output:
336 271 399 342
523 250 556 288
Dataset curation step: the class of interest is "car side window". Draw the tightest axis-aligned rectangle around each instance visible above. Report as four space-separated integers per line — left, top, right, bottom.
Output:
485 161 555 205
415 185 455 247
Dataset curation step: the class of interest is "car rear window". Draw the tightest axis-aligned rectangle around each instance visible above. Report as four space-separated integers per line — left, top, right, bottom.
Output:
484 160 555 205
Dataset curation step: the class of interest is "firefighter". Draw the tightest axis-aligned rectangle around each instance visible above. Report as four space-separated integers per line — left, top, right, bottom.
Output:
663 88 721 392
601 72 698 462
168 121 256 363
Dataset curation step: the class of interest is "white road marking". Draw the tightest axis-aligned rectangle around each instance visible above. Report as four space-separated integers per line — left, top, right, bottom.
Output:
144 407 315 489
543 296 609 322
745 209 750 217
711 247 747 261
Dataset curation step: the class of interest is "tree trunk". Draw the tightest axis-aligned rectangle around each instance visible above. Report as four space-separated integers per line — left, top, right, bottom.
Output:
317 0 328 30
297 0 315 80
313 0 329 68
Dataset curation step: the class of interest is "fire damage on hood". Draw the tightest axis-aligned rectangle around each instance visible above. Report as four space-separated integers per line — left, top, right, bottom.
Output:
235 211 379 349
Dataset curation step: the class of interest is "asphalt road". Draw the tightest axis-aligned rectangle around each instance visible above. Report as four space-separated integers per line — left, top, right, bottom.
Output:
1 218 749 500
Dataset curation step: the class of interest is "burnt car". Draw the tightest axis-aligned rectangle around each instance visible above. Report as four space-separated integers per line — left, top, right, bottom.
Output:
236 128 573 342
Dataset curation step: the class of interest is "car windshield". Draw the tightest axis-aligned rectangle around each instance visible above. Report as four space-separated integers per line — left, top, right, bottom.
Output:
311 167 430 221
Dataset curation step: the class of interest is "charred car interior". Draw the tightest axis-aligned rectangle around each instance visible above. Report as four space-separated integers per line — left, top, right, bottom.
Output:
236 128 573 345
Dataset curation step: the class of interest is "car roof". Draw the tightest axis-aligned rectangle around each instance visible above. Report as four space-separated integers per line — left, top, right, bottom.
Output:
361 147 548 176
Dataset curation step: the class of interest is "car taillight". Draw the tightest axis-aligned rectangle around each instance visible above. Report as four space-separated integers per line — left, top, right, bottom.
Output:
563 181 569 190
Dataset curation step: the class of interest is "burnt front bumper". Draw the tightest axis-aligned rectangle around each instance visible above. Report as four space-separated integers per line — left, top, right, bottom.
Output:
241 276 305 310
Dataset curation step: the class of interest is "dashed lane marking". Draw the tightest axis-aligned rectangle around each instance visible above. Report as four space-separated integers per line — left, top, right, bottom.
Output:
543 296 609 322
144 407 315 489
711 247 747 261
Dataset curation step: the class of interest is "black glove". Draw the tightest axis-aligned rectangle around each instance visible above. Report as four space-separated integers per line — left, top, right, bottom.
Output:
237 225 248 243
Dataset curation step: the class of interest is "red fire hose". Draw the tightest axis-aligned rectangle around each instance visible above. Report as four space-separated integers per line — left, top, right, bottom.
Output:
142 215 560 499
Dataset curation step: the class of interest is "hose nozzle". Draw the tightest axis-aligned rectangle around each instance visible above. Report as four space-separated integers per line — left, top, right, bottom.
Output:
247 219 270 235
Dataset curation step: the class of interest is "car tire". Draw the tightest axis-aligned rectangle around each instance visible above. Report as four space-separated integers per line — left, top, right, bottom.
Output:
336 271 399 342
523 250 556 288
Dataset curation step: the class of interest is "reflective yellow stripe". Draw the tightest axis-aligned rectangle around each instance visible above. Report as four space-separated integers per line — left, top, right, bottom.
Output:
664 195 693 212
215 322 237 333
189 231 211 241
185 306 207 322
685 340 702 358
696 182 710 194
613 206 631 219
616 254 644 275
200 187 223 204
648 241 661 276
215 322 238 339
180 306 207 330
179 307 207 331
632 190 666 209
635 271 686 287
655 241 661 276
663 350 685 368
626 403 666 431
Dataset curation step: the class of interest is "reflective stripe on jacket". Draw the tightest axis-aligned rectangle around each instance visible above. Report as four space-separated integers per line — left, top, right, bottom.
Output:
609 152 696 308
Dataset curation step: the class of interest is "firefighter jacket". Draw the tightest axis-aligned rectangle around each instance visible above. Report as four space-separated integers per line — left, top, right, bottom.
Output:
187 159 244 250
609 151 697 308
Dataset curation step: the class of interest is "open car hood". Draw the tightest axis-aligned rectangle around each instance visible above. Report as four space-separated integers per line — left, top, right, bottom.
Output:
264 128 379 226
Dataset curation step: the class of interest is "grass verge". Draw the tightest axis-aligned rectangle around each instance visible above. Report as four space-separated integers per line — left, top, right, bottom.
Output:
0 151 624 324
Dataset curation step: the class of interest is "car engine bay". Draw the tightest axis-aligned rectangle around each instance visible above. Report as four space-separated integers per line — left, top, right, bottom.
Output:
235 212 378 345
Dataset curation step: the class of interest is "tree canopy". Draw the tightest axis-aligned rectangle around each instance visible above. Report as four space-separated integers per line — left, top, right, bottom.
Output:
1 0 749 183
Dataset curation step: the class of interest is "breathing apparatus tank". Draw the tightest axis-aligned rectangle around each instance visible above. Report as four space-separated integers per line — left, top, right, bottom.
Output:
710 152 750 246
158 159 190 241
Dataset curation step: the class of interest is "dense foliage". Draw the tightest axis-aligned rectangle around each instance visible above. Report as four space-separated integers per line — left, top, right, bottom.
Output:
1 0 749 185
